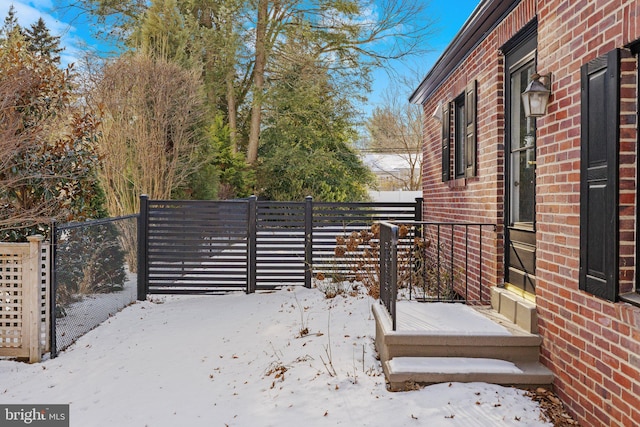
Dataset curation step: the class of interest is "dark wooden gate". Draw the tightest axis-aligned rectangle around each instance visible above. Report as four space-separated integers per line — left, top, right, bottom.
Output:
137 195 422 297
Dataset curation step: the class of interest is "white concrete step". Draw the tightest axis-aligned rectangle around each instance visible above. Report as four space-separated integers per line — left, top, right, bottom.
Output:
384 357 554 391
373 302 555 391
373 303 544 363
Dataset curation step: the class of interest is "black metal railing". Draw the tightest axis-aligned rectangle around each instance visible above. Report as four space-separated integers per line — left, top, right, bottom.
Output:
379 221 497 330
379 222 399 330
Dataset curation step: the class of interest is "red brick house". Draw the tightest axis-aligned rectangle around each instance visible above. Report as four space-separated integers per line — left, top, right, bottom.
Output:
410 1 640 425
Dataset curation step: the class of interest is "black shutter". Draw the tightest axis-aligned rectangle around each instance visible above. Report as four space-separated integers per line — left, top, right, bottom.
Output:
465 80 477 177
442 102 451 182
579 49 620 301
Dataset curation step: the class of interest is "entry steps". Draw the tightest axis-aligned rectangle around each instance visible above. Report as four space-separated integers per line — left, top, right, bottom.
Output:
384 357 553 391
372 302 554 391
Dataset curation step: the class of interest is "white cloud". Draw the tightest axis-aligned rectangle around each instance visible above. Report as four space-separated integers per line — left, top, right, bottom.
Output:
1 1 83 67
1 1 61 31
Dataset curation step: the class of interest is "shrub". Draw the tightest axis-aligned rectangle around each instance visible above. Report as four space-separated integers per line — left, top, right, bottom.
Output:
55 223 127 313
318 223 461 301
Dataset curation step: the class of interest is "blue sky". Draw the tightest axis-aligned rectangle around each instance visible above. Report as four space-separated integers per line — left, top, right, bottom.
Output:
1 0 480 110
0 0 92 68
369 0 480 109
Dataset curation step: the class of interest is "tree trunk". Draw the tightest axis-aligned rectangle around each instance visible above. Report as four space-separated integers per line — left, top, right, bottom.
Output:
227 69 238 153
247 0 268 164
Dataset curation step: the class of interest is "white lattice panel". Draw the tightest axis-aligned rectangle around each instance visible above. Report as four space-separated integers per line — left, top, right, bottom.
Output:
0 245 28 349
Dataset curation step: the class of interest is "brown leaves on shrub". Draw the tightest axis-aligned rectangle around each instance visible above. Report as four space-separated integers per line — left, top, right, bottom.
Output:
318 223 448 301
371 223 380 238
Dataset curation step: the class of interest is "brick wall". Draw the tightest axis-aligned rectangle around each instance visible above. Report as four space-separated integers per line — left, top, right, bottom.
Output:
536 2 640 425
419 0 640 425
619 54 637 296
421 0 538 299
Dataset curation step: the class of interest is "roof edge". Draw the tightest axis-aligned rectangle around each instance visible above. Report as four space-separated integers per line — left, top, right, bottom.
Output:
409 0 522 105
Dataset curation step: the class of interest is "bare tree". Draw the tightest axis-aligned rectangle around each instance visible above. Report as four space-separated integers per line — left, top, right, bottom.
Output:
72 0 434 169
91 53 207 216
365 80 423 191
245 0 434 165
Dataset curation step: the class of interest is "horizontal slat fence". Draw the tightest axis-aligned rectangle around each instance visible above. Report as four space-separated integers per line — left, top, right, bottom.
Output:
311 202 420 282
254 200 308 289
138 196 422 296
144 199 250 294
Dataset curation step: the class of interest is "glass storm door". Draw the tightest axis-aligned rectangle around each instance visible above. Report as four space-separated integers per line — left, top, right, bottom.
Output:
506 51 537 296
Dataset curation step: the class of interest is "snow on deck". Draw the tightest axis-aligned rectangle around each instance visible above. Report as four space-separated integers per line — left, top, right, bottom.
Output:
395 301 512 335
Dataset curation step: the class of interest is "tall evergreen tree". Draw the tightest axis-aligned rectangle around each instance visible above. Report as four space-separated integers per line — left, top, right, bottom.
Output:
75 0 433 200
131 0 192 66
1 4 22 39
74 0 433 165
257 37 374 202
24 17 63 64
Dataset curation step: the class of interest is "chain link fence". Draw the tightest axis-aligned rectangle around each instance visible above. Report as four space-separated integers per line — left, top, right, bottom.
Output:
51 215 138 356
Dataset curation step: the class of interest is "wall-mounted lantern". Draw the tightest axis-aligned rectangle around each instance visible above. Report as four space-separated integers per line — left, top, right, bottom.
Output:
432 101 443 122
521 73 552 117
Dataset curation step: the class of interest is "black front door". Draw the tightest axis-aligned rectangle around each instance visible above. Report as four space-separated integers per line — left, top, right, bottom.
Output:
505 36 537 296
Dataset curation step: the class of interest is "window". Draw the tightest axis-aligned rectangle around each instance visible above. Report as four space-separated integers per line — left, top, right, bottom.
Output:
579 49 620 302
454 94 466 178
441 101 451 181
441 80 477 182
629 40 640 304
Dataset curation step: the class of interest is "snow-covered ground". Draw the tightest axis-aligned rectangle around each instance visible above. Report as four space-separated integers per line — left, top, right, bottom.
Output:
0 286 552 426
55 271 138 352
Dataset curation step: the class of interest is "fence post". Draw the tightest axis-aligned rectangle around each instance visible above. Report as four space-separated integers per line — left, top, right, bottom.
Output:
304 196 313 288
414 197 424 242
415 197 423 222
25 235 44 363
247 195 257 293
379 223 399 331
390 226 398 330
137 195 149 301
41 238 50 354
50 222 58 358
413 197 424 237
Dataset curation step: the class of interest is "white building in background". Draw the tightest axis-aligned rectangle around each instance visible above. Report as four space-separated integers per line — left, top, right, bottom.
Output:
361 153 422 192
367 190 422 203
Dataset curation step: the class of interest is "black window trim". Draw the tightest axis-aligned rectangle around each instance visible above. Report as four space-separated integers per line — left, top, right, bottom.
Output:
442 80 478 182
441 101 451 182
454 92 466 179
